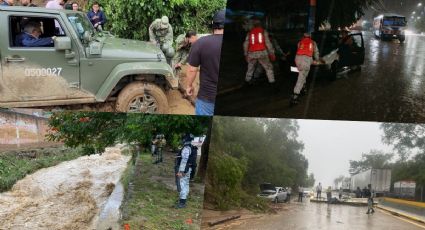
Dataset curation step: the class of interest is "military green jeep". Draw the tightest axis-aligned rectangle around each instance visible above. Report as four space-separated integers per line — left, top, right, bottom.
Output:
0 6 178 113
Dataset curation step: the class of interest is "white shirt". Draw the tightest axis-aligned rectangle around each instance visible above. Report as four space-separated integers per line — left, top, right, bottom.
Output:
45 0 63 9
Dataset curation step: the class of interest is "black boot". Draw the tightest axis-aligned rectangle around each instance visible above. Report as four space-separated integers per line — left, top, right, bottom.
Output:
271 82 280 93
300 86 308 97
290 94 300 106
175 199 187 209
244 79 254 87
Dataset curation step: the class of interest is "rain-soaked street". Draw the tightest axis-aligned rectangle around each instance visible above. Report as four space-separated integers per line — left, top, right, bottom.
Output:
203 200 425 230
215 32 425 123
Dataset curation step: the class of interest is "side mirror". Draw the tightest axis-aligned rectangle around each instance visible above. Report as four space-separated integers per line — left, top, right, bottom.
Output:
54 37 72 50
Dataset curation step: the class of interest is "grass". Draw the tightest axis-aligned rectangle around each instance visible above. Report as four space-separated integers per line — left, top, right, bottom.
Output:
0 146 85 192
120 150 204 230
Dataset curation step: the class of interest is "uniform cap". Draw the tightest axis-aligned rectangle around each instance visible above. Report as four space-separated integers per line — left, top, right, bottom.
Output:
160 16 169 29
212 9 226 29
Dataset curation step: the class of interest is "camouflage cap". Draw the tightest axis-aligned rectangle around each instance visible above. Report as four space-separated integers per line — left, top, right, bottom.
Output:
160 16 169 29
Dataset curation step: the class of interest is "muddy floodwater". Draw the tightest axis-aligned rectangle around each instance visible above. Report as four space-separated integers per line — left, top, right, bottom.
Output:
0 147 130 230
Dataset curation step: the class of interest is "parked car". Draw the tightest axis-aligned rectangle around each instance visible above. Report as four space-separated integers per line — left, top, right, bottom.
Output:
303 187 314 198
290 31 365 80
258 183 288 203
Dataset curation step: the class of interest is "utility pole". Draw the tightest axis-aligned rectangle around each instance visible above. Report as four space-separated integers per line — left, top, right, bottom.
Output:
308 0 317 33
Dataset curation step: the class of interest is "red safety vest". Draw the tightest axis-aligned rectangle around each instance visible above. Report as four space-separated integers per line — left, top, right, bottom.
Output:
296 37 314 57
248 27 267 52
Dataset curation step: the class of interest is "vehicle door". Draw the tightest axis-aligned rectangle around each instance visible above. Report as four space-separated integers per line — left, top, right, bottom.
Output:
349 33 365 65
0 12 87 103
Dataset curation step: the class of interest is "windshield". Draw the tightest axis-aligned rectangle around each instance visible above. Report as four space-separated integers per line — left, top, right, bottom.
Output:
383 17 407 27
67 12 95 41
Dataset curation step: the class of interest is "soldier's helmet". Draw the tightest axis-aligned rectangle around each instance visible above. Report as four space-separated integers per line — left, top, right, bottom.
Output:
160 16 169 29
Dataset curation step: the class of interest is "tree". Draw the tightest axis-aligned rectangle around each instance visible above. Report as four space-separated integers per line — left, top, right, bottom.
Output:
95 0 226 40
316 0 378 29
349 150 393 175
227 0 378 29
381 123 425 201
333 175 345 188
47 112 210 154
381 123 425 161
305 173 316 187
206 117 310 210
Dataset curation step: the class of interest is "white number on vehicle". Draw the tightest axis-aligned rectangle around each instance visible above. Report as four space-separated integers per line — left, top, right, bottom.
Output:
24 68 64 77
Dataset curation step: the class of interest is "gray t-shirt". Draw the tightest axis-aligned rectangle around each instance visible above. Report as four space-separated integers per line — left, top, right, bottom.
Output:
187 34 223 103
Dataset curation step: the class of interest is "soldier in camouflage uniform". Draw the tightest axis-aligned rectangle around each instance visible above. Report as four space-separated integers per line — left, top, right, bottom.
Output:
149 16 174 63
172 30 198 71
243 18 276 86
153 134 166 164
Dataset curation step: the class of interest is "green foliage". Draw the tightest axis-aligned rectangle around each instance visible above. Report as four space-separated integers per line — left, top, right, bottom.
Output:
95 0 226 40
206 117 310 211
381 123 425 191
121 153 203 229
305 173 315 187
0 147 84 192
47 112 210 155
206 153 247 210
47 112 126 155
349 150 394 175
381 123 425 161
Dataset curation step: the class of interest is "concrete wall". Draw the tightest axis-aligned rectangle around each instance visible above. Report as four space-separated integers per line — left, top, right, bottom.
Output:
0 110 49 146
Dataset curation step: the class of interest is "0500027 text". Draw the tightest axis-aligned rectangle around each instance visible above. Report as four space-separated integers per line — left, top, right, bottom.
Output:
24 68 63 77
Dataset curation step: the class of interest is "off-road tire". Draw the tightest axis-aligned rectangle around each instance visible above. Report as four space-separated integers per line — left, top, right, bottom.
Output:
116 82 168 113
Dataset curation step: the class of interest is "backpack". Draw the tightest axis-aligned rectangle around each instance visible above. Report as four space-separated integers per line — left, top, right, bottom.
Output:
176 144 198 173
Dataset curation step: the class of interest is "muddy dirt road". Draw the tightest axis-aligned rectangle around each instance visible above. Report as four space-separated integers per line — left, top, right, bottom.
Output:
0 147 130 230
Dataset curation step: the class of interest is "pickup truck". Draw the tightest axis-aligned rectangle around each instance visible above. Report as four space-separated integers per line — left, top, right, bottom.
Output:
0 6 177 113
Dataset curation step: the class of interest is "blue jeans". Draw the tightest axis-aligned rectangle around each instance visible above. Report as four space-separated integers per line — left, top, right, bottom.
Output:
195 99 215 116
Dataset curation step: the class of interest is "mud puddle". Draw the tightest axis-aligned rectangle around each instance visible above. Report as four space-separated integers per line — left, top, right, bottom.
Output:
0 146 130 230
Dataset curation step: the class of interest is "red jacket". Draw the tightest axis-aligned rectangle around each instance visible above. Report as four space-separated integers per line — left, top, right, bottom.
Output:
296 37 314 57
248 27 267 52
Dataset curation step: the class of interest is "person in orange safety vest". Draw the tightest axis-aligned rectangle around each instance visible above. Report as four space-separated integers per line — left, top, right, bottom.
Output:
243 17 276 87
290 32 320 105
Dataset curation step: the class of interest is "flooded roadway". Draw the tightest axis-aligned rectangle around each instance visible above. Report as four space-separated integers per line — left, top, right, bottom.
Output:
0 147 130 230
215 32 425 123
203 200 425 230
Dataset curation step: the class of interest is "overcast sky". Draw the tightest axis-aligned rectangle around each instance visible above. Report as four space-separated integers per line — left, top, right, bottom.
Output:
297 119 394 188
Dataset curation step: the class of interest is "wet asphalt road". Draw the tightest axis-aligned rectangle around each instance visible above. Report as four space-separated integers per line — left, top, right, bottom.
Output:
228 200 425 230
215 32 425 123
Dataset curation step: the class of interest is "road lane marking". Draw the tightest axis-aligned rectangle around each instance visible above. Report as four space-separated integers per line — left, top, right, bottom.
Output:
378 209 425 229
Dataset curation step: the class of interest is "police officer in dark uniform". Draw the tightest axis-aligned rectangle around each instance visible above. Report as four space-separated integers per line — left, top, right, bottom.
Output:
175 133 197 208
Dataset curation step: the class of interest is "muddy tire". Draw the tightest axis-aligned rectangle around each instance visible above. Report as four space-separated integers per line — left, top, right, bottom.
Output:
115 82 168 113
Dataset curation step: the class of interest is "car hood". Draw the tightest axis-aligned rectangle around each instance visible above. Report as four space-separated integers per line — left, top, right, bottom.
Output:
100 37 164 60
260 183 276 192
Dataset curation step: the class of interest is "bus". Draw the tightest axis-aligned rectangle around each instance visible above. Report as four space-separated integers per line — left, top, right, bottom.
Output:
373 14 407 42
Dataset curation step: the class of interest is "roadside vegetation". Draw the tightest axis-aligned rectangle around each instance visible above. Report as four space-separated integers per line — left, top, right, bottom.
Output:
347 123 425 201
0 146 84 192
205 117 315 211
120 150 204 230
